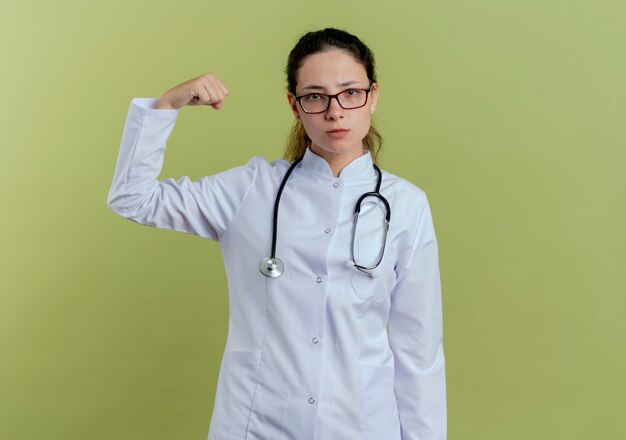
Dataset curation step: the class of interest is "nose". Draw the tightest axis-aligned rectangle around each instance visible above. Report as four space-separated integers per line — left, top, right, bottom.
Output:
325 96 344 119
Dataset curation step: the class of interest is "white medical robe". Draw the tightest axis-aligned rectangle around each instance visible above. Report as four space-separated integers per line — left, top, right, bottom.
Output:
107 98 447 440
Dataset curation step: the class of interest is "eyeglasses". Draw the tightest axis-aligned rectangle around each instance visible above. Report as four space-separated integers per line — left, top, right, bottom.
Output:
292 84 374 114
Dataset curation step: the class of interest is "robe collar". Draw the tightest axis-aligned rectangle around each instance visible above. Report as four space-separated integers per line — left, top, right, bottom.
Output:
299 145 375 183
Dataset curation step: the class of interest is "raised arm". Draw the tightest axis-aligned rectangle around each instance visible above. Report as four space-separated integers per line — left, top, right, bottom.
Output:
107 74 257 242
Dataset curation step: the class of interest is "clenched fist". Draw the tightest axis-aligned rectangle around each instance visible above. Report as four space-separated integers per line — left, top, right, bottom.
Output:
155 73 229 110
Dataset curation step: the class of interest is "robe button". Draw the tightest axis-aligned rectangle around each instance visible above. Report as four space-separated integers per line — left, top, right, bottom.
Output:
316 277 322 283
308 397 315 404
333 183 339 188
325 228 331 234
312 337 319 344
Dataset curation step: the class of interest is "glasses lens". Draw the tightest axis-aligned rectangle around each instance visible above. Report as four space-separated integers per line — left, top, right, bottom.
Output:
300 94 330 113
337 89 368 109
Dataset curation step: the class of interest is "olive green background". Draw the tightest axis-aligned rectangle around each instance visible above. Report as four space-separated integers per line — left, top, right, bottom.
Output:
1 0 624 439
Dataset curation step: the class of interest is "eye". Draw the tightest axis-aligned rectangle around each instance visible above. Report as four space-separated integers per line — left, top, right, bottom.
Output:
302 94 322 102
343 89 366 98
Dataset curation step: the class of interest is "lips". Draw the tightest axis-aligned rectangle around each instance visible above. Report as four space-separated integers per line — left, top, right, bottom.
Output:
326 128 350 138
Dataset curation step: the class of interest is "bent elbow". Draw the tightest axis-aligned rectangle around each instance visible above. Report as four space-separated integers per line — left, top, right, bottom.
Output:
106 184 160 224
106 183 136 218
106 192 126 217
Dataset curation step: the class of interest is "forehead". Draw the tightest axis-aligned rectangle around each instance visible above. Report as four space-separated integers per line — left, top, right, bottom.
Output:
296 49 368 91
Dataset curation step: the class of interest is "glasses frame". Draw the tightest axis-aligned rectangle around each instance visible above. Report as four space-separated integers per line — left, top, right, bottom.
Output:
292 83 375 114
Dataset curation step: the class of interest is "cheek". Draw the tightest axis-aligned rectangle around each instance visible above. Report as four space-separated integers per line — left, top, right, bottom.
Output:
354 113 373 137
300 118 322 138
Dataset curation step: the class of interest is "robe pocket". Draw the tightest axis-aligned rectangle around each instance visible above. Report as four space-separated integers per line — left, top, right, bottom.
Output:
209 349 262 440
359 363 400 439
350 238 394 304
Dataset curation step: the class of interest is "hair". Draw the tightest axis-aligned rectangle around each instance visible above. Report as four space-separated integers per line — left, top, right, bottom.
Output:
283 28 383 164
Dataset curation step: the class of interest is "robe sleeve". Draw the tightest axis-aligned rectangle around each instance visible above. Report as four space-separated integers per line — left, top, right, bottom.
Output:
107 98 258 242
388 190 447 440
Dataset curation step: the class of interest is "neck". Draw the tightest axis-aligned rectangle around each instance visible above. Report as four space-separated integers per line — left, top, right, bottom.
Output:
309 144 363 178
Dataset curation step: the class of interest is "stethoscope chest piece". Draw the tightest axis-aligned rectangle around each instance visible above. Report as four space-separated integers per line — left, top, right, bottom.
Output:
259 256 284 278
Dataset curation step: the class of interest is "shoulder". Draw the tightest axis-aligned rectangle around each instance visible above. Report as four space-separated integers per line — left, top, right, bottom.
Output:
224 155 292 188
379 168 429 212
245 156 291 174
379 168 438 249
202 155 290 190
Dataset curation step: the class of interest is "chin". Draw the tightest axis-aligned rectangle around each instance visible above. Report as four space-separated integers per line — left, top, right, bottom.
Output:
313 140 360 155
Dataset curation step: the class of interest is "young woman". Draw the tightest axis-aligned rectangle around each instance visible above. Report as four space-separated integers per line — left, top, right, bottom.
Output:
108 28 446 440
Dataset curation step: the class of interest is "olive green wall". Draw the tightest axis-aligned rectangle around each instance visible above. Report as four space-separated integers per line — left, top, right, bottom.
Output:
1 0 624 439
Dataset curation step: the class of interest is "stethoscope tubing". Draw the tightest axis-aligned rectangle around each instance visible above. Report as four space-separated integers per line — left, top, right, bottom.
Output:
261 153 389 278
270 155 304 259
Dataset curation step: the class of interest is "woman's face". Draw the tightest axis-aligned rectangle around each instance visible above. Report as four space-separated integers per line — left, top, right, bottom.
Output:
288 49 378 160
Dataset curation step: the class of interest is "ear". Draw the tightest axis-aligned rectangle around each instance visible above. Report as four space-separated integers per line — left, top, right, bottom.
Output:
369 83 379 112
287 93 301 119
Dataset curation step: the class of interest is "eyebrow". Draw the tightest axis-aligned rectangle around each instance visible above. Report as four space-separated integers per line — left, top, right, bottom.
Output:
300 80 364 92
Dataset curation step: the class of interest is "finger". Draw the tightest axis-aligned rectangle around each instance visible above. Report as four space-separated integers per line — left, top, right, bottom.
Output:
212 75 229 96
205 74 228 99
200 82 216 106
203 80 224 106
196 85 212 105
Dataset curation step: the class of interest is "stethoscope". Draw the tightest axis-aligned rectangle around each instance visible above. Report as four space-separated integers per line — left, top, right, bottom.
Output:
259 153 391 278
